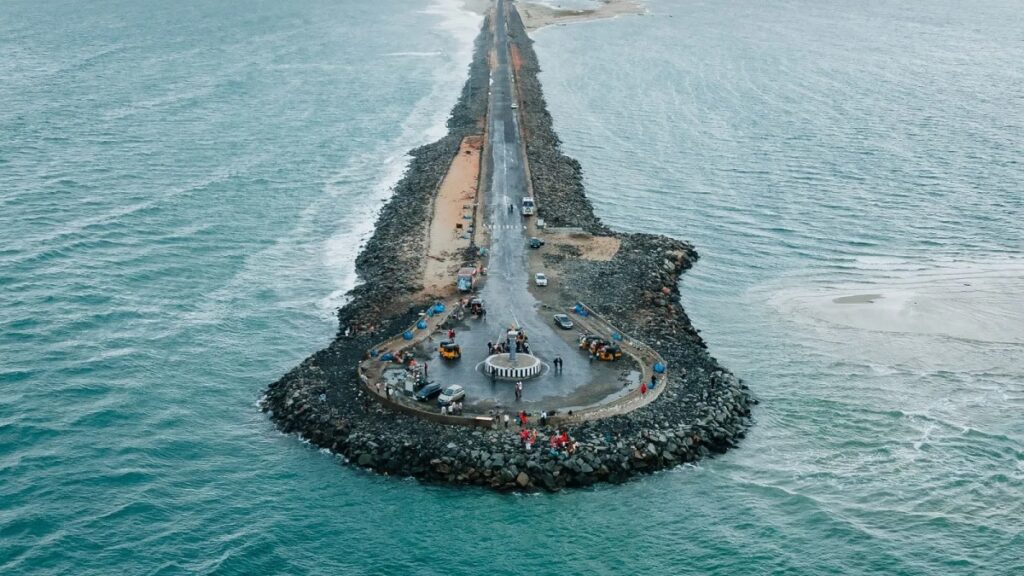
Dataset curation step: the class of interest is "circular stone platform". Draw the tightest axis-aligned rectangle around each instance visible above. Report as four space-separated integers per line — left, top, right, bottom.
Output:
482 353 543 380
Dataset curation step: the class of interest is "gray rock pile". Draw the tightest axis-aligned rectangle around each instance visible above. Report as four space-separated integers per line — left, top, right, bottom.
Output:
506 8 608 235
260 11 755 493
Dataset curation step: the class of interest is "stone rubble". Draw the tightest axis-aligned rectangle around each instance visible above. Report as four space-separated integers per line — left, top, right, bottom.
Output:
260 10 756 493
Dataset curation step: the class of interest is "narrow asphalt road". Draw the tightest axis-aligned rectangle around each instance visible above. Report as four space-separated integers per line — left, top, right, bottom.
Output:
425 0 601 405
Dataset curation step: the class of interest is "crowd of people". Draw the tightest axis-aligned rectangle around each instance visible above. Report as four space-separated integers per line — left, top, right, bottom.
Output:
440 401 464 416
514 426 577 456
548 429 577 455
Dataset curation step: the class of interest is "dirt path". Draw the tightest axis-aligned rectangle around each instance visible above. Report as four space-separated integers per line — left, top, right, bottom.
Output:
510 45 522 73
421 136 483 297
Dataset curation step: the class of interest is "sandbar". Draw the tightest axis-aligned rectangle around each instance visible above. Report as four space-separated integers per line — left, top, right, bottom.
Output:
516 0 645 32
832 293 883 304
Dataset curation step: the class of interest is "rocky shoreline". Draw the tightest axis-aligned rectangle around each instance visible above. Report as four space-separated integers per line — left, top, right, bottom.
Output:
260 8 755 492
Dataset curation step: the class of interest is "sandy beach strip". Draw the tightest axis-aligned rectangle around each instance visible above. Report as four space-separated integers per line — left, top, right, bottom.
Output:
421 135 483 297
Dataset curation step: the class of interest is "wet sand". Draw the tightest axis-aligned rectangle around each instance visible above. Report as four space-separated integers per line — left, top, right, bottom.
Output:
516 0 645 32
833 293 883 304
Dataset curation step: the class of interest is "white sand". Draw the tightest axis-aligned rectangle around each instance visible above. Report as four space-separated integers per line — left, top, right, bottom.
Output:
516 0 645 32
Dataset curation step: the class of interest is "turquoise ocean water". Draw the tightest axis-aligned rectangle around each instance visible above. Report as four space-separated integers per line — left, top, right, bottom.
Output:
2 0 1022 573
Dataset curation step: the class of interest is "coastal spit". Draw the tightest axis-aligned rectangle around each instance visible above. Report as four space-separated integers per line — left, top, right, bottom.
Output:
261 0 755 492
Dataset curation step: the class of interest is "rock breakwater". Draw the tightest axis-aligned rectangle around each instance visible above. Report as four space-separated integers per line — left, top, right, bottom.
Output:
261 8 755 492
507 8 607 234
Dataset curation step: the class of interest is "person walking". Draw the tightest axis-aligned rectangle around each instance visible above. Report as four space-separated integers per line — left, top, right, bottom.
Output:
503 413 510 429
640 382 648 397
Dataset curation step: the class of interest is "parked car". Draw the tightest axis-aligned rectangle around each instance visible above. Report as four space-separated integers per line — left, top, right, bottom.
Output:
414 382 443 402
438 385 466 406
534 273 548 287
528 237 544 249
511 102 518 109
553 313 574 330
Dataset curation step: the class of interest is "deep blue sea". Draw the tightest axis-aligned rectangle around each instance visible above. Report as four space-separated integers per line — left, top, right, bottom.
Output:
2 0 1022 574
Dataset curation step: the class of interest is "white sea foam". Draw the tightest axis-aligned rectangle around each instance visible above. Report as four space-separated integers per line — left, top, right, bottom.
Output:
319 0 483 316
179 0 482 330
384 51 443 57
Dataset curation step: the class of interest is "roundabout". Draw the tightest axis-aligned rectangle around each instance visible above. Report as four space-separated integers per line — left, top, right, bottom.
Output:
481 352 544 380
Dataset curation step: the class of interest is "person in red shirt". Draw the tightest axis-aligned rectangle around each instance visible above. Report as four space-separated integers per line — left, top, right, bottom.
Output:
640 382 648 396
550 434 562 449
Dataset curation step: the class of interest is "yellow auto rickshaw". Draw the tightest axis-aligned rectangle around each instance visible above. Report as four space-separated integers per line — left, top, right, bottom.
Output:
596 344 622 362
439 341 461 361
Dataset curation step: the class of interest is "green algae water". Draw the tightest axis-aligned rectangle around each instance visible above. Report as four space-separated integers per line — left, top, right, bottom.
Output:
2 0 1022 573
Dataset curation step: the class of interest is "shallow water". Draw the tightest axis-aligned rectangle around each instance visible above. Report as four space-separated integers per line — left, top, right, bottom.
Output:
2 0 1022 574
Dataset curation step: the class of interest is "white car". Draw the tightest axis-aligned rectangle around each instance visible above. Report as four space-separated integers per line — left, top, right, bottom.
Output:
534 273 548 287
511 102 518 109
438 385 465 406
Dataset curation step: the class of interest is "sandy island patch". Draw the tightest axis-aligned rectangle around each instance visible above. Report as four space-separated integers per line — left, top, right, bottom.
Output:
516 0 645 32
421 136 483 297
833 293 883 304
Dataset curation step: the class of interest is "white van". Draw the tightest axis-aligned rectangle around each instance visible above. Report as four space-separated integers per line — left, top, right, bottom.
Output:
521 197 535 216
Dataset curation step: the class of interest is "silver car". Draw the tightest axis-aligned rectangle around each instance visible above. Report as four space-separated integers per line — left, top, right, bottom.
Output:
553 314 574 330
438 385 465 406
